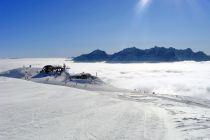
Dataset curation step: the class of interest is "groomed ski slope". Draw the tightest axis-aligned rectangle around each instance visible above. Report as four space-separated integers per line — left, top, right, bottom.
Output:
1 58 210 140
0 77 180 140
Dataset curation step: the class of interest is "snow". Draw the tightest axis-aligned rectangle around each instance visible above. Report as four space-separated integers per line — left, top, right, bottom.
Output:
0 58 210 139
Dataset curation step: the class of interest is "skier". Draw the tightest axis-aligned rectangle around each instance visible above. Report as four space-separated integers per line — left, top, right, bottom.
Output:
25 71 29 80
63 63 66 70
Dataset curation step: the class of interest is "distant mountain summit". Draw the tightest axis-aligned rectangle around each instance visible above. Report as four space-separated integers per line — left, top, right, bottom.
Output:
73 47 210 62
73 49 109 62
108 47 178 62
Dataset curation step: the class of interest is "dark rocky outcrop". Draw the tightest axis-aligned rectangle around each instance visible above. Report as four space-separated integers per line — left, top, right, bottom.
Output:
73 49 110 62
73 46 210 62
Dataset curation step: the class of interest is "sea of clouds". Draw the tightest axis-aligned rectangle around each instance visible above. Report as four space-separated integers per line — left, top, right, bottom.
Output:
69 61 210 99
0 58 210 100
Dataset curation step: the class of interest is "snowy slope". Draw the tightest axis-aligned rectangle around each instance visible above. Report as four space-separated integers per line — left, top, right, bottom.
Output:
0 66 127 93
0 58 210 140
0 77 182 140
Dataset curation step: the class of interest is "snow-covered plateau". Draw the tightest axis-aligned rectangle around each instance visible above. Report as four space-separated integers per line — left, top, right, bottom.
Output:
0 58 210 140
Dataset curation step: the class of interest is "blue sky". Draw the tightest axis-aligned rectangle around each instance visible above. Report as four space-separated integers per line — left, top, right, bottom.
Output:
0 0 210 57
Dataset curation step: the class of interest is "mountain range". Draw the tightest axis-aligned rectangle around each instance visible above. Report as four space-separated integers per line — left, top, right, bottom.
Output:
73 46 210 62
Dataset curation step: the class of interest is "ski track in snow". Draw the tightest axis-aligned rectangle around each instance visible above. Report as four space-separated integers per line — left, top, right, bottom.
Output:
0 78 177 140
0 58 210 140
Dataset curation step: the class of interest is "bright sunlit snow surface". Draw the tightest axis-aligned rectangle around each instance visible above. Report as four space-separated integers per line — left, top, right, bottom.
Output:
0 58 210 140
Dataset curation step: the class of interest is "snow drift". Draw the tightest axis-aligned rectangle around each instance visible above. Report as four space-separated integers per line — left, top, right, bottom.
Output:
0 66 122 92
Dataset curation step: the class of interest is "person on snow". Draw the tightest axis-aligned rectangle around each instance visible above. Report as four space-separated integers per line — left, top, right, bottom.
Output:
63 63 66 70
